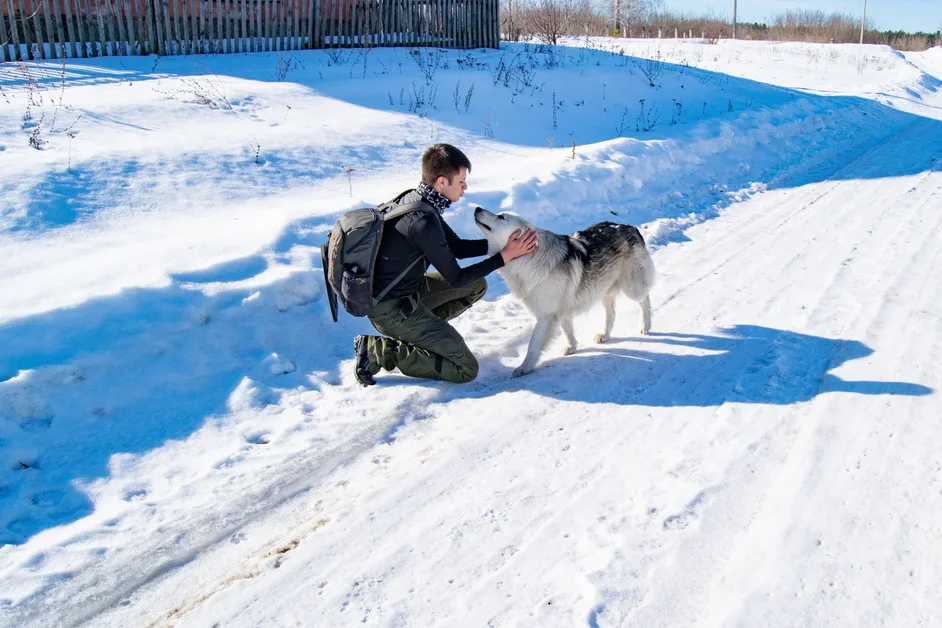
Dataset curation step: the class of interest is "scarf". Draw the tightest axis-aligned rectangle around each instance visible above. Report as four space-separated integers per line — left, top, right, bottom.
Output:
416 182 452 214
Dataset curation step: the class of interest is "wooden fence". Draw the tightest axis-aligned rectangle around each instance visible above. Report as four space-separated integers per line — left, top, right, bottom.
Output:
0 0 499 61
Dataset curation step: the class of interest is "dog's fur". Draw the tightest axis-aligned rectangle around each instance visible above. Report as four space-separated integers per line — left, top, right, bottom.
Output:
475 208 655 376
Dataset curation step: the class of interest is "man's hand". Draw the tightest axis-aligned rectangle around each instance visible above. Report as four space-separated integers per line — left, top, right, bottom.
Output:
501 229 538 263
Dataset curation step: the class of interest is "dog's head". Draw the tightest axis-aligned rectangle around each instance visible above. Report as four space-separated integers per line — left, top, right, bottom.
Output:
474 207 533 254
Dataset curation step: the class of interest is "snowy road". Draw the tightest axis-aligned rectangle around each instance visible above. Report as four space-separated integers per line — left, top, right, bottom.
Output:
1 41 941 628
128 110 941 628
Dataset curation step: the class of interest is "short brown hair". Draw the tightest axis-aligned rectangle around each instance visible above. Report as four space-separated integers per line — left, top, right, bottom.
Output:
421 143 472 186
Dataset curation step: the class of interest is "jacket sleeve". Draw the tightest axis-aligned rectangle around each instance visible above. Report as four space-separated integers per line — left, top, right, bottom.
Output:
411 213 504 287
442 220 490 259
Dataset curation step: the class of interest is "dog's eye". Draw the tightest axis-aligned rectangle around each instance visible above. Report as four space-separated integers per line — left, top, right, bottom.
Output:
498 215 506 221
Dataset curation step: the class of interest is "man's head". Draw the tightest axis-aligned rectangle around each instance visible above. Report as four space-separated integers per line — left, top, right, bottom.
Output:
422 143 472 202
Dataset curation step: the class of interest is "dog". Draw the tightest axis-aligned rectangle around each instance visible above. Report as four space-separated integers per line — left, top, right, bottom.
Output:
474 208 655 376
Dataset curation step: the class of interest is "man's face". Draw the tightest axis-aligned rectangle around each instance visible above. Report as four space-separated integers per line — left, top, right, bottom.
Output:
435 167 468 202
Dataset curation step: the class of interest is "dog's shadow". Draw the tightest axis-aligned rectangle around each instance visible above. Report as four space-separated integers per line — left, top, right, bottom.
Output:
394 324 932 407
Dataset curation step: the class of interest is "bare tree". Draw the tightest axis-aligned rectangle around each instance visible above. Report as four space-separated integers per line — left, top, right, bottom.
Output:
502 0 524 41
610 0 661 36
528 0 577 45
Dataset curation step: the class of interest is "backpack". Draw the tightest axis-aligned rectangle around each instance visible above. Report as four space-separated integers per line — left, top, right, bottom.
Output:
320 190 434 322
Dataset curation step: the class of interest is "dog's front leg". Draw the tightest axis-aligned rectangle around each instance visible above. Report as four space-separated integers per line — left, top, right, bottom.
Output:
514 317 556 377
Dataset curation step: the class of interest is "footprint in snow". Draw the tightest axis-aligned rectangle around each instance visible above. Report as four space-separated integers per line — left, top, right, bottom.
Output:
19 417 53 432
30 490 64 507
268 359 296 375
10 456 40 471
662 490 710 531
245 432 271 445
6 517 35 534
123 487 149 502
215 456 238 470
662 511 695 530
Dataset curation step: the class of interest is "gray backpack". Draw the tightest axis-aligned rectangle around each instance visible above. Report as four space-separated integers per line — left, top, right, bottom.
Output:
321 191 433 322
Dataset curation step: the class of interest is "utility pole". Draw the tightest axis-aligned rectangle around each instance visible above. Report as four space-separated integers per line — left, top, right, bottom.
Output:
859 0 867 44
733 0 738 38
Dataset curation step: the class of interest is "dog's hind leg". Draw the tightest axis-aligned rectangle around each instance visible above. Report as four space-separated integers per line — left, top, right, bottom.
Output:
620 277 652 336
639 294 652 335
561 318 577 355
595 294 616 344
514 316 557 377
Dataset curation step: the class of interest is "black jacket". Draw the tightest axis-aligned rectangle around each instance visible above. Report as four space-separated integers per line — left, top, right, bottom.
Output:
373 190 504 302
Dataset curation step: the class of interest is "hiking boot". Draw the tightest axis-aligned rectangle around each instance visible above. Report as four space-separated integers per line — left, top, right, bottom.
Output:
354 335 376 387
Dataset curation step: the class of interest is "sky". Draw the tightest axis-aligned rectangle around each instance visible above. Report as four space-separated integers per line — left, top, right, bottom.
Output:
663 0 942 33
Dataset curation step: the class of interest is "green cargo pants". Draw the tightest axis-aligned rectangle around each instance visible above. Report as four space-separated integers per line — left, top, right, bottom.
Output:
364 272 487 384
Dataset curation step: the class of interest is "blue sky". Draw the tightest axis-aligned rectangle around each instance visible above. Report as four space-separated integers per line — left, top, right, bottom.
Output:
663 1 942 33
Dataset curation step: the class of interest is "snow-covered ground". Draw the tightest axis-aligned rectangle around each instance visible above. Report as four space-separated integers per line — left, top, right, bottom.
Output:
1 38 941 627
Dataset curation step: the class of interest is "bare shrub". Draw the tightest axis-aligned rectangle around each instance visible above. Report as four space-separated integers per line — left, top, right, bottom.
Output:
501 2 938 50
768 9 864 44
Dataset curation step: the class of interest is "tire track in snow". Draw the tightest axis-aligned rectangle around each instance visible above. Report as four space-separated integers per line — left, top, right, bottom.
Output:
157 121 940 628
655 118 933 314
613 119 942 628
30 117 942 628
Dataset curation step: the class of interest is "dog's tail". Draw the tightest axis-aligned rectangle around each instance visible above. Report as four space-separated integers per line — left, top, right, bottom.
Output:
639 245 656 292
630 225 656 292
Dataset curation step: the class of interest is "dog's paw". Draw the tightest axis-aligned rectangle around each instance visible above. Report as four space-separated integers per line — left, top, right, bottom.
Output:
562 344 576 356
512 365 533 377
639 327 650 335
594 334 609 344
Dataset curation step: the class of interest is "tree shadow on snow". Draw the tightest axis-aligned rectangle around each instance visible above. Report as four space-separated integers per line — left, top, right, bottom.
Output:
0 216 370 546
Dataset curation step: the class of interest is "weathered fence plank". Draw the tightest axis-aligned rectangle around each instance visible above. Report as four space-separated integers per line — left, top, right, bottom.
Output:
207 0 216 53
28 0 44 58
62 0 78 56
7 0 22 60
92 0 107 55
144 0 155 54
276 0 281 50
0 0 500 64
239 0 246 52
223 0 230 51
16 0 33 60
40 0 56 56
260 0 267 51
1 10 11 61
291 0 298 49
112 0 128 55
122 0 135 54
103 0 117 54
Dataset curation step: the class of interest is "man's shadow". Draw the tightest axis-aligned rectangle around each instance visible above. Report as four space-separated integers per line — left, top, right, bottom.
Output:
386 324 933 408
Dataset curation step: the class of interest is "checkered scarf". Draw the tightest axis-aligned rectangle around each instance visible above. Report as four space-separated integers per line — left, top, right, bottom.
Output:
416 182 452 214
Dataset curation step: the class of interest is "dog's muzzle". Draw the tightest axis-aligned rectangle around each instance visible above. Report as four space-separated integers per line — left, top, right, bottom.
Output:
473 207 491 231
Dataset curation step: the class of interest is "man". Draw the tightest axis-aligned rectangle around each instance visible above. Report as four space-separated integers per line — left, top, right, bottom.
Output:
354 144 537 386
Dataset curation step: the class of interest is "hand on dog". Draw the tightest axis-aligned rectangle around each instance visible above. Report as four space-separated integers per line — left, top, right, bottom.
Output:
500 229 538 263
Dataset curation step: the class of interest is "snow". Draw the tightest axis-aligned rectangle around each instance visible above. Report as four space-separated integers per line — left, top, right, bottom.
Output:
1 39 941 627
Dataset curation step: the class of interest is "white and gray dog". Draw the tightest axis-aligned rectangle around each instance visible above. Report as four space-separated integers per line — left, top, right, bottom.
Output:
474 207 655 376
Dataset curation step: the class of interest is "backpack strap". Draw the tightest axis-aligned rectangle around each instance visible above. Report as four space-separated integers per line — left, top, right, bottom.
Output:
376 188 415 213
372 199 435 304
383 200 433 221
374 256 424 304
